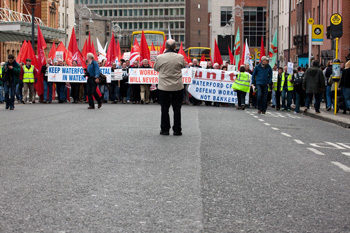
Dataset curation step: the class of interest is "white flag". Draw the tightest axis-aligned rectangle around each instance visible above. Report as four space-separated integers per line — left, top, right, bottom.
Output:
97 38 107 62
244 39 253 71
168 24 172 40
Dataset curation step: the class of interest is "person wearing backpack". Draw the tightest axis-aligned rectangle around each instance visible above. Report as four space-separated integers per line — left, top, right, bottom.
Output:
293 67 304 113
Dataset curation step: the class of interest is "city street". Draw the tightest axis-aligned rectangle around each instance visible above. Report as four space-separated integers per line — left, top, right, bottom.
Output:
0 103 349 232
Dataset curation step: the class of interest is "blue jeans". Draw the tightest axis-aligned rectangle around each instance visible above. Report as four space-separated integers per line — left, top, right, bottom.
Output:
16 83 22 101
56 83 65 102
281 87 293 110
256 84 268 112
326 85 332 108
272 90 276 106
305 93 322 112
127 85 132 101
295 92 301 113
109 82 119 101
99 84 109 101
4 82 16 108
44 80 53 101
343 87 350 110
0 86 4 102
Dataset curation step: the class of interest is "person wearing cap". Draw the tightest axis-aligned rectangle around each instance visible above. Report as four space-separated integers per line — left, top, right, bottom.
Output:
251 56 273 114
22 58 36 104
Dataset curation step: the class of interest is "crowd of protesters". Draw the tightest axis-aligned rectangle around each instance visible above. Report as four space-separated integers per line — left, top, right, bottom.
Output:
1 52 350 114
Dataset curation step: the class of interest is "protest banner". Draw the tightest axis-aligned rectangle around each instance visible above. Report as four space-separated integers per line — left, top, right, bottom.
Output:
182 67 193 84
111 69 123 81
272 71 278 83
128 68 192 84
48 66 112 83
188 68 238 103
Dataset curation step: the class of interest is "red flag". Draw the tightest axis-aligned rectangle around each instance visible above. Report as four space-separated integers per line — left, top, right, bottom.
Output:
67 27 86 68
151 42 156 52
238 42 246 68
159 39 166 54
213 39 223 65
116 39 121 60
82 39 88 59
22 41 37 67
87 32 92 53
140 31 150 61
106 32 118 66
228 46 234 65
259 36 266 62
68 28 79 55
48 42 56 60
200 53 206 62
91 41 98 62
178 42 190 63
130 38 140 65
17 40 27 62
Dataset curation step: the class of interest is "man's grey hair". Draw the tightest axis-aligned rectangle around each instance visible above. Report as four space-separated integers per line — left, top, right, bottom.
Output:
261 56 269 61
87 52 95 60
165 39 176 50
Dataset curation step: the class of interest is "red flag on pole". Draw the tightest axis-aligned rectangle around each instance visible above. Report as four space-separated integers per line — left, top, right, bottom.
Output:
91 41 98 62
116 39 121 61
82 39 88 59
48 42 56 60
140 31 150 61
259 36 266 62
68 27 86 68
87 32 92 53
130 38 140 65
17 40 27 62
178 42 190 63
200 53 206 62
228 46 234 65
159 39 166 54
106 32 117 67
213 39 223 65
36 25 46 96
23 41 37 67
151 42 156 52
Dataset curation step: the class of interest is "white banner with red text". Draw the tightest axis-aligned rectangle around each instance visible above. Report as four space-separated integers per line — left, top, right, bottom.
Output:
128 68 192 84
48 66 112 83
188 68 239 103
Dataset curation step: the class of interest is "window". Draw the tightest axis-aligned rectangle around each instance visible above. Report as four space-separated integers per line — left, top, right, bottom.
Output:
243 7 266 47
198 4 200 9
198 17 201 23
221 6 232 27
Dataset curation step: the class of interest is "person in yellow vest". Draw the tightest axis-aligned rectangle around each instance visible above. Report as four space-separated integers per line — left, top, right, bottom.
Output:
22 58 36 104
281 66 294 111
272 67 284 110
232 65 251 110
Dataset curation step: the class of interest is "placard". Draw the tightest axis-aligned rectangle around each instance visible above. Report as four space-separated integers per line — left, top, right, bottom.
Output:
287 62 294 74
123 52 131 61
150 51 158 62
199 61 207 69
111 69 123 81
272 71 278 83
228 65 236 71
48 66 112 83
55 51 63 62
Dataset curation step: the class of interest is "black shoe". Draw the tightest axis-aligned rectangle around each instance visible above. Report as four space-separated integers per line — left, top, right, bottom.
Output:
5 105 9 109
141 100 144 104
10 107 14 110
326 107 331 111
173 131 182 136
160 131 169 136
21 100 25 104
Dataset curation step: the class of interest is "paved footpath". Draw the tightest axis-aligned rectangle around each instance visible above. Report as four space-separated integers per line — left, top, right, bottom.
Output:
0 103 349 232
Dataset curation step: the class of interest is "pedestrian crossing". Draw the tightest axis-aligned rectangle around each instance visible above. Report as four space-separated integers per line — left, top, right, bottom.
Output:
246 111 302 119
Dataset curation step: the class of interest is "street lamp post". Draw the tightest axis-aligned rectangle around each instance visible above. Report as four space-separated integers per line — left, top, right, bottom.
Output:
27 0 39 50
77 5 93 50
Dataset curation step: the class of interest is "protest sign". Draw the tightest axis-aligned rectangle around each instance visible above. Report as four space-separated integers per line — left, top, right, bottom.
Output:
111 69 123 81
48 66 112 83
123 52 131 61
55 51 63 62
128 68 159 84
287 62 294 74
182 67 193 84
228 65 236 71
272 71 278 83
150 51 158 62
188 68 238 103
199 61 207 69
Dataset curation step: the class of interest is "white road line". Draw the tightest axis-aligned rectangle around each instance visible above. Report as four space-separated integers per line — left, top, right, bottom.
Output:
341 152 350 157
253 116 259 118
307 148 325 155
331 162 350 172
337 143 350 149
281 133 292 137
325 142 346 149
294 139 305 145
258 119 264 122
264 123 270 126
271 127 279 130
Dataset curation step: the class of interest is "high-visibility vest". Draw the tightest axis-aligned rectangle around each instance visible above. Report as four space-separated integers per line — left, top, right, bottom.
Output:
284 73 294 91
0 66 2 79
273 74 284 92
232 72 251 93
23 65 35 83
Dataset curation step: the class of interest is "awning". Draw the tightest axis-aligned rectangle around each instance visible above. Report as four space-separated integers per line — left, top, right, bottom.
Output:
0 22 66 42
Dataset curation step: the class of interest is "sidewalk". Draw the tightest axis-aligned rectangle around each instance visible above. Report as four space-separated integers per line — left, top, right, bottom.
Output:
302 103 350 128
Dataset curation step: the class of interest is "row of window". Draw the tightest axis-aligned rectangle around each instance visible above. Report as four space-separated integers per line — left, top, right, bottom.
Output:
116 21 185 30
93 8 185 17
76 0 184 4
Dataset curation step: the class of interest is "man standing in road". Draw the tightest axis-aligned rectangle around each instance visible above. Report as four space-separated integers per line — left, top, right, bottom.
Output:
303 60 326 113
154 39 185 136
85 53 102 109
1 54 20 110
251 56 273 114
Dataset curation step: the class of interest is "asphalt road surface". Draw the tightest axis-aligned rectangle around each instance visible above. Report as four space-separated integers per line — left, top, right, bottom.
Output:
0 103 349 233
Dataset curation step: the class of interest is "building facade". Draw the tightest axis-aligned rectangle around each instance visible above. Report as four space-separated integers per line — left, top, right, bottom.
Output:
80 0 186 52
58 0 75 46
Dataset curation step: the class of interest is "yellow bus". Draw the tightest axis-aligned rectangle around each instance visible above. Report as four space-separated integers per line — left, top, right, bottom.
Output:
184 47 211 60
131 31 166 51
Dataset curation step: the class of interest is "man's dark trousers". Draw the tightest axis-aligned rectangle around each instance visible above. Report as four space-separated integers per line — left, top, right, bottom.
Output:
256 84 268 112
159 89 183 133
87 77 101 107
4 82 15 108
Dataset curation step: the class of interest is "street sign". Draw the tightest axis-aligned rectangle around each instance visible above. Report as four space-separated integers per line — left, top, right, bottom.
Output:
308 18 314 25
312 25 324 45
330 13 343 38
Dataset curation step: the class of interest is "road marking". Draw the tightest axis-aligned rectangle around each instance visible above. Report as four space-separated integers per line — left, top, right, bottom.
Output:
342 152 350 157
264 123 270 126
253 116 259 118
331 162 350 172
294 139 305 144
281 132 292 137
337 143 350 149
271 127 279 130
307 148 325 155
325 142 346 149
310 142 346 150
258 119 264 122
